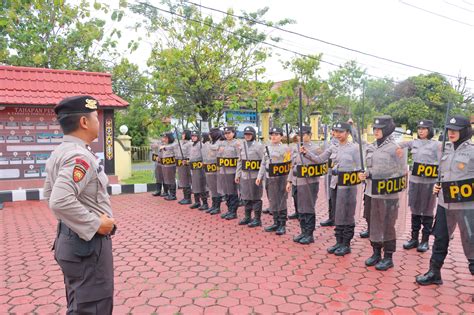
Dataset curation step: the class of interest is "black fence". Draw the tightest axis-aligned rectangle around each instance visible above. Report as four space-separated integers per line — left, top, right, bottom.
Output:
131 146 152 162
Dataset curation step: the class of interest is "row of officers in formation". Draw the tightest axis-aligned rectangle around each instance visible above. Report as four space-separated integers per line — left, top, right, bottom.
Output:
43 96 471 314
152 114 473 284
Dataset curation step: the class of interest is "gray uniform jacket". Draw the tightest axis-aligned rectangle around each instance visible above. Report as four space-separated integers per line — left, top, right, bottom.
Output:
288 141 325 186
236 140 264 180
399 139 441 184
44 135 113 241
438 140 474 210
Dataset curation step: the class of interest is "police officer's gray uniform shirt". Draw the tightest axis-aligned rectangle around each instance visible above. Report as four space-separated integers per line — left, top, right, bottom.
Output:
217 139 240 195
44 135 112 241
236 140 264 200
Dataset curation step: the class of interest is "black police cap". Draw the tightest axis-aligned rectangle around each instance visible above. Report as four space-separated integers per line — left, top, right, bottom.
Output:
191 130 199 136
269 127 283 135
224 126 236 133
446 115 470 131
243 126 256 134
55 95 99 116
417 120 434 129
300 126 312 134
373 115 393 128
332 122 351 132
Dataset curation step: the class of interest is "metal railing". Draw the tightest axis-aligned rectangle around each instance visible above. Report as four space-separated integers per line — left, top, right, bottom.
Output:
131 146 152 162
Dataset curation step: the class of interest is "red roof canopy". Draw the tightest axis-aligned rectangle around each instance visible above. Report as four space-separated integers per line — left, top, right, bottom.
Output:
0 65 128 108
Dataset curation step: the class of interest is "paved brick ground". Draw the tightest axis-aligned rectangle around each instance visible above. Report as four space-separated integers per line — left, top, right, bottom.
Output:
1 189 473 314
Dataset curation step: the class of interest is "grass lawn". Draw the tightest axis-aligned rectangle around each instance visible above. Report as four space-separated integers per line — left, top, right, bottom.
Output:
121 170 155 185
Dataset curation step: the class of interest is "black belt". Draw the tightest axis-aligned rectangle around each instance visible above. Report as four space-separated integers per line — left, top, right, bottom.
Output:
58 221 114 239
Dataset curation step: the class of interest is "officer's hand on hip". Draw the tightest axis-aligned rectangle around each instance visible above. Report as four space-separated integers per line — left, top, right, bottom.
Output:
433 184 441 195
255 178 261 186
235 177 240 184
97 214 116 235
286 182 292 193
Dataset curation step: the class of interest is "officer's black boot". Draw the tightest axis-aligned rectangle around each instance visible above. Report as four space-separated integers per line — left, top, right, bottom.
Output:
468 259 474 275
321 197 334 226
365 243 382 266
335 225 354 256
375 251 394 271
221 194 232 218
190 193 201 209
210 196 222 215
164 185 177 200
248 200 262 227
206 197 216 213
198 192 209 211
264 211 279 232
299 214 315 244
179 187 192 205
293 214 306 243
152 183 163 196
225 195 238 220
239 202 252 225
360 215 370 238
404 231 420 250
417 215 433 252
404 214 421 249
161 184 169 198
417 234 430 252
416 259 443 285
276 209 287 235
328 225 344 254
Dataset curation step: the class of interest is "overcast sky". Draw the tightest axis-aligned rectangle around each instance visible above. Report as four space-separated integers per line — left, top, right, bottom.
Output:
120 0 474 89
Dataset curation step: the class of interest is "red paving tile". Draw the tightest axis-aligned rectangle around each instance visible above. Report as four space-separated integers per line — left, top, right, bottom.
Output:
1 192 473 314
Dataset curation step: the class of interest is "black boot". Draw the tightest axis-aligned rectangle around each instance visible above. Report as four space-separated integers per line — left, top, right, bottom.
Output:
210 196 222 215
299 214 315 244
275 210 287 235
327 225 344 254
179 187 192 205
248 202 262 227
239 202 252 225
375 252 394 271
416 260 443 285
359 230 369 238
365 243 382 266
403 231 419 250
288 212 298 220
198 192 209 211
225 195 238 220
468 259 474 275
206 197 216 213
190 193 201 209
152 183 163 196
417 234 430 252
293 214 306 243
320 218 334 227
264 211 279 232
164 185 177 200
335 225 354 256
161 184 169 198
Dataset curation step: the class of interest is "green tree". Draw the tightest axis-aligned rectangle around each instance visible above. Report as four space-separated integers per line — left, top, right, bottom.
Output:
130 0 292 126
0 0 121 71
384 97 431 131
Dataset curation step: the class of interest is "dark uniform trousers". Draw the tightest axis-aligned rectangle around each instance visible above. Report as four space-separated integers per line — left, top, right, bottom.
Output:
431 205 474 273
330 187 355 245
55 222 114 315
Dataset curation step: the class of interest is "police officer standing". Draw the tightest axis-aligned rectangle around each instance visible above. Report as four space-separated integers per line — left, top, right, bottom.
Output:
416 115 474 285
151 138 165 197
176 130 193 205
257 127 292 235
44 96 115 314
160 132 178 201
397 120 440 252
235 126 264 227
204 128 224 215
321 127 339 227
217 126 240 220
287 126 323 244
359 115 408 271
189 131 209 210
